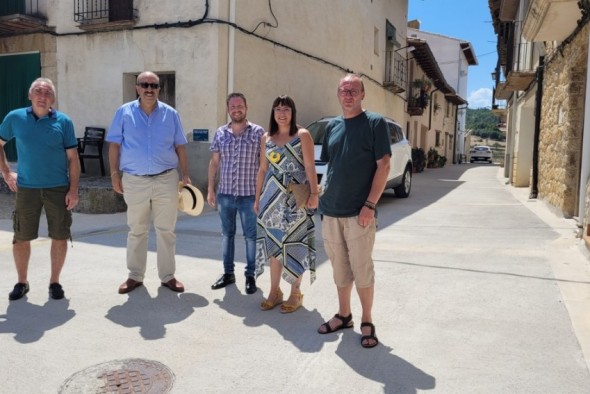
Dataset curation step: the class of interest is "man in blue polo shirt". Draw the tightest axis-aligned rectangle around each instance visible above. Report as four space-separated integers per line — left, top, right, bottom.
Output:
107 71 190 295
0 77 80 301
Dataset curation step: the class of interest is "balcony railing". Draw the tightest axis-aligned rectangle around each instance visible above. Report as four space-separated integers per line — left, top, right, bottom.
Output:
0 0 47 36
503 41 536 92
74 0 136 27
507 41 535 74
384 51 407 93
0 0 38 16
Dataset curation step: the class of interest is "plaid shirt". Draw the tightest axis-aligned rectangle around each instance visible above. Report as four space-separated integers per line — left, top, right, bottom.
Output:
210 121 264 196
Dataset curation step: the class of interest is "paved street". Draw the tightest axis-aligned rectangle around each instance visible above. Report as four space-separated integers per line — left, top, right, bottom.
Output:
1 164 589 393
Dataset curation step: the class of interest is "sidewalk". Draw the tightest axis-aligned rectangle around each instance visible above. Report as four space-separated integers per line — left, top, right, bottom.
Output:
0 164 589 393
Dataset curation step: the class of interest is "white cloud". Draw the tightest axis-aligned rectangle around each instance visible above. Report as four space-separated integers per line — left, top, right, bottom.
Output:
468 88 493 109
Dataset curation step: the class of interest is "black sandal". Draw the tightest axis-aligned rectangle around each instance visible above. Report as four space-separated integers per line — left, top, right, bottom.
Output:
318 313 353 334
360 322 379 348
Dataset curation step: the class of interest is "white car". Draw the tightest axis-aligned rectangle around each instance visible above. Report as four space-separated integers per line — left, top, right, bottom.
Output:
470 145 493 163
306 116 412 198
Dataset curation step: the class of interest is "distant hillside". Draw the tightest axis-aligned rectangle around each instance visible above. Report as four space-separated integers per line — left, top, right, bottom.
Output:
466 108 505 141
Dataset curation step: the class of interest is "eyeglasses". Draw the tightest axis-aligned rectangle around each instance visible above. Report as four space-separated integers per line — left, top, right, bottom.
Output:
273 107 292 113
32 88 54 98
137 82 160 89
337 89 361 97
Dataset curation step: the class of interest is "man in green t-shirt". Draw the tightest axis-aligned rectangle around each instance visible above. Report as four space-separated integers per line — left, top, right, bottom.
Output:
317 74 391 349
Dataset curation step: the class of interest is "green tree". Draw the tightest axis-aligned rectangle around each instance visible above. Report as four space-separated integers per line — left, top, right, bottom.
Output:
466 108 505 141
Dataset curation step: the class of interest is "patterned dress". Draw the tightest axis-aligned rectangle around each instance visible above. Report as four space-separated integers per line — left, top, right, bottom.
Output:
255 136 316 284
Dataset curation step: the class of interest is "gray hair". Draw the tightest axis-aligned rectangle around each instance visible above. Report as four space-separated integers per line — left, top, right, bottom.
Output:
29 78 56 97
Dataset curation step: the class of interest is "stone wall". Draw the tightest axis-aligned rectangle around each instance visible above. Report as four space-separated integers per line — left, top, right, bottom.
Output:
583 179 590 244
0 33 57 88
538 23 589 217
75 177 127 214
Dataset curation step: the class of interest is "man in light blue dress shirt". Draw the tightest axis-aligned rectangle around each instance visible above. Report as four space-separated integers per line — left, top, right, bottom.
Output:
107 71 190 294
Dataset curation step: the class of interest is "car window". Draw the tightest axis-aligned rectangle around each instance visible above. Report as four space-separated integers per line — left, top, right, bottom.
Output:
395 127 403 144
389 123 400 144
307 121 328 145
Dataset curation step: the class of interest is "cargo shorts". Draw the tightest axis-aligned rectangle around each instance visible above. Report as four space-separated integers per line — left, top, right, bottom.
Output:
12 186 72 243
321 215 376 288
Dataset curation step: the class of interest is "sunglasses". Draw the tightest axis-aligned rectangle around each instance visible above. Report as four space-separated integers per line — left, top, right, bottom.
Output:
137 82 160 89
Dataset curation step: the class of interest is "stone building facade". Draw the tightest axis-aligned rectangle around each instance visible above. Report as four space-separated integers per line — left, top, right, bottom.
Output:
489 0 590 225
538 23 589 217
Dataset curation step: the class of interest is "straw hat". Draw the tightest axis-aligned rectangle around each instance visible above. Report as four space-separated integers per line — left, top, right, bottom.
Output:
178 182 204 216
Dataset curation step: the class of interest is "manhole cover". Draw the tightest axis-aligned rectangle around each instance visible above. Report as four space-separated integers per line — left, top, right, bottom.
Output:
59 358 174 393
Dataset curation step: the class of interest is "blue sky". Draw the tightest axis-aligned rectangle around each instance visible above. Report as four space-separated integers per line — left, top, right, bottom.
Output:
408 0 497 108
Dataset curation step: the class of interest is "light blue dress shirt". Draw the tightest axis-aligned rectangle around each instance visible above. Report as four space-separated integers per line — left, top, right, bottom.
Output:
106 100 187 175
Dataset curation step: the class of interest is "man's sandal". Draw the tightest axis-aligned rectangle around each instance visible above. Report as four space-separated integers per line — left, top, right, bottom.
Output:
360 322 379 348
317 313 354 334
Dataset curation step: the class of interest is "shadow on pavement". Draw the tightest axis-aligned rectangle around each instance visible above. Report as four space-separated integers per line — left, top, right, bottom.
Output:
105 286 208 340
0 298 76 343
213 285 328 353
336 331 436 393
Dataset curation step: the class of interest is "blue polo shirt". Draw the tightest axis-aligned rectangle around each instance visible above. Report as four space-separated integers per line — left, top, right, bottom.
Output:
0 107 77 188
106 99 187 175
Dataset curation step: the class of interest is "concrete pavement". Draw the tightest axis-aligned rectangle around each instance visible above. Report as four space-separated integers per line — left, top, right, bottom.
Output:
0 164 589 393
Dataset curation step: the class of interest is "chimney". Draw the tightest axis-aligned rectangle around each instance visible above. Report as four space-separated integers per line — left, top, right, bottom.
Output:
408 19 421 29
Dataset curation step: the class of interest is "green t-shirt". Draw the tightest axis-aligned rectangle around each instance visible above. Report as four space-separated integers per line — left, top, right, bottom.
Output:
319 111 392 217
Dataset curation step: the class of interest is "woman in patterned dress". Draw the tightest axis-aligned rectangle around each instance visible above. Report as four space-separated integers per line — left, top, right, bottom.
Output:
254 95 320 313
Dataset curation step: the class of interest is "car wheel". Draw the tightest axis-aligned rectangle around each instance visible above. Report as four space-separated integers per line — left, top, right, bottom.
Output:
394 167 411 198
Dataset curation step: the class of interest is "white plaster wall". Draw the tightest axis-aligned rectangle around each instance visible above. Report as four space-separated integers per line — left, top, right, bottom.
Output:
56 26 222 137
513 103 535 187
410 31 460 87
231 0 409 127
131 0 210 24
48 0 79 33
12 0 410 138
48 0 211 34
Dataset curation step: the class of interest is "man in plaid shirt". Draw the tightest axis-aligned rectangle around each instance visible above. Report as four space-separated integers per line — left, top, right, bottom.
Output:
207 93 264 294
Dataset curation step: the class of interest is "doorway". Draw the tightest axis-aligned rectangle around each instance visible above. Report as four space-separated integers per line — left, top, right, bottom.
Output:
0 52 41 161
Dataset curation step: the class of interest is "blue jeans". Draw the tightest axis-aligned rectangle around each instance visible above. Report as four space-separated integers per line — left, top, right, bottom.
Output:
217 194 257 277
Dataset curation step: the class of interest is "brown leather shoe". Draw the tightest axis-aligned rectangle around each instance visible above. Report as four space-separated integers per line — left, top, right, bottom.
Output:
118 278 143 294
161 278 185 293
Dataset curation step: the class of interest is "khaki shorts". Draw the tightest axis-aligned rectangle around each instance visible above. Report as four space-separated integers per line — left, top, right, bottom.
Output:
13 186 72 242
321 215 376 288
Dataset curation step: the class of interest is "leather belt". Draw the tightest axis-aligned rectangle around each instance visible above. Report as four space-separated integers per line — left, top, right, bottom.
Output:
139 168 174 177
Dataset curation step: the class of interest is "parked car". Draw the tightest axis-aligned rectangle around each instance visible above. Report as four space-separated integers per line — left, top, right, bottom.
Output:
469 145 493 163
306 116 412 198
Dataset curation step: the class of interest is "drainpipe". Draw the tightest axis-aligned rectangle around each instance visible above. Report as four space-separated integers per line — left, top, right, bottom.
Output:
428 88 440 130
529 56 544 199
227 0 236 95
577 29 590 228
452 104 459 164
